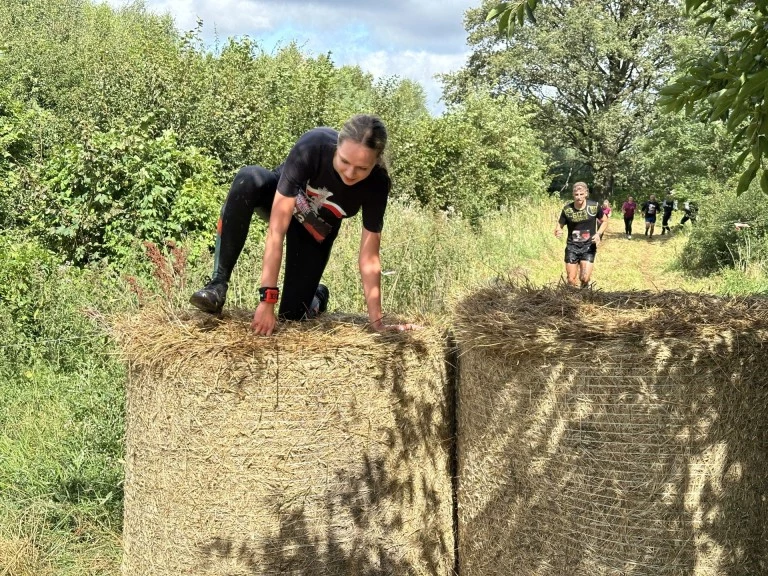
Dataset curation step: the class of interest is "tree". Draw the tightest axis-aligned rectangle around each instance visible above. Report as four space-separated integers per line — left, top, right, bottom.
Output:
489 0 768 195
390 90 548 222
457 0 683 196
625 110 739 194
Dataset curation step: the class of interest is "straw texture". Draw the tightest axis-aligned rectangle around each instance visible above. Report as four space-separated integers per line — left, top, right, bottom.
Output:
453 282 768 576
114 309 454 576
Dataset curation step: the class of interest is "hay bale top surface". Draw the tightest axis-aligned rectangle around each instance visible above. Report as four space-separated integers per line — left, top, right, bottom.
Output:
454 282 768 354
111 307 440 369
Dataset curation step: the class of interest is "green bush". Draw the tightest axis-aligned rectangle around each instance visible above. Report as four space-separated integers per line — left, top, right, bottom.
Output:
0 230 121 369
32 119 223 264
0 231 57 341
390 91 548 222
0 90 37 227
681 183 768 274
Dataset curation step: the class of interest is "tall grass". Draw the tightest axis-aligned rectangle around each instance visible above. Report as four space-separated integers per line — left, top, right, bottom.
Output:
326 200 563 323
188 198 564 326
712 260 768 295
0 232 124 575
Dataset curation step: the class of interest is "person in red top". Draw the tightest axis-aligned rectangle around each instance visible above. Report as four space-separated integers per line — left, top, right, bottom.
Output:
600 199 612 239
621 195 637 239
189 114 417 335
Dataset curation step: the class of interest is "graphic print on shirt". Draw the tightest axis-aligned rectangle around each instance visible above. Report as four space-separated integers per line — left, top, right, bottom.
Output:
563 204 599 222
566 207 592 242
572 229 591 242
293 184 348 242
560 201 603 245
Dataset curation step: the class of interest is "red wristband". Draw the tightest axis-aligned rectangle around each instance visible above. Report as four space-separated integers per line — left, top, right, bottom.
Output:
259 287 279 304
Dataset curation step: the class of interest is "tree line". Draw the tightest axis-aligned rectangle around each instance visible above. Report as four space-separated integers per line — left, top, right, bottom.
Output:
480 0 765 198
0 0 548 265
0 0 764 276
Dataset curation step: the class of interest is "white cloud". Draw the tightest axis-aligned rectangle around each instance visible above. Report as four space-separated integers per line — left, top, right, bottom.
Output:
168 0 475 49
357 50 469 112
117 0 273 32
103 0 477 114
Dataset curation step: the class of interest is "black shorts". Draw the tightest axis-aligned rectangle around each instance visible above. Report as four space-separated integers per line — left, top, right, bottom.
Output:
645 215 657 223
564 242 596 264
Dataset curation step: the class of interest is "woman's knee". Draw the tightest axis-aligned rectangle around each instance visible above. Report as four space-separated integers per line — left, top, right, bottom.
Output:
226 165 276 216
278 301 313 321
232 165 274 193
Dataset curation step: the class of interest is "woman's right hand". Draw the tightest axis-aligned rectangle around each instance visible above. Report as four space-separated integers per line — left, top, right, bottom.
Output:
251 302 277 336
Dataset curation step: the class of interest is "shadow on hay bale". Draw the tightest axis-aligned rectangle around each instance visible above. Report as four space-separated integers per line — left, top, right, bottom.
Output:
454 282 768 576
113 308 455 576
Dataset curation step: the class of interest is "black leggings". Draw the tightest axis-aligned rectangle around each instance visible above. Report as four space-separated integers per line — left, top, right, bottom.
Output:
211 165 337 320
624 216 633 235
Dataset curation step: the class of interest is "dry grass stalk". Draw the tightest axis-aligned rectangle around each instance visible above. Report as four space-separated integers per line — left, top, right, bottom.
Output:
112 307 454 576
453 280 768 576
0 535 46 576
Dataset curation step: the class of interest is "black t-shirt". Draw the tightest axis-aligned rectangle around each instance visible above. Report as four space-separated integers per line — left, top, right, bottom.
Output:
277 127 390 243
662 199 675 215
558 200 604 245
642 201 661 216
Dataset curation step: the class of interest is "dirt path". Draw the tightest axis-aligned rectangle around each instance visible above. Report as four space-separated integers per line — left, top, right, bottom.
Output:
523 219 712 293
594 226 708 291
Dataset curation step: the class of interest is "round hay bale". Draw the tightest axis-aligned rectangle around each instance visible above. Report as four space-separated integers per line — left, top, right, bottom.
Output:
453 282 768 576
113 309 454 576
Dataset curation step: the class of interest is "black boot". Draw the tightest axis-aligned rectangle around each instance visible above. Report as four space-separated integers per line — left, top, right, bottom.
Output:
308 284 329 318
190 280 228 313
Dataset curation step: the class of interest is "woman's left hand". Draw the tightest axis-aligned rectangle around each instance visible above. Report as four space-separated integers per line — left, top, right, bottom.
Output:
371 321 422 333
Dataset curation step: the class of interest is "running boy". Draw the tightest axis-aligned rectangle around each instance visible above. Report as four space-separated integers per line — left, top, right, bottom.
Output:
554 182 608 288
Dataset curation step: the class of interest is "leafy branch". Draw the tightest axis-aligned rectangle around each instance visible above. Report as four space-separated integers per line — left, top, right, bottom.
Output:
659 0 768 194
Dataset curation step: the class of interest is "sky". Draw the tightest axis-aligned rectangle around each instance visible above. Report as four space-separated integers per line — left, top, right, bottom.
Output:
105 0 479 115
